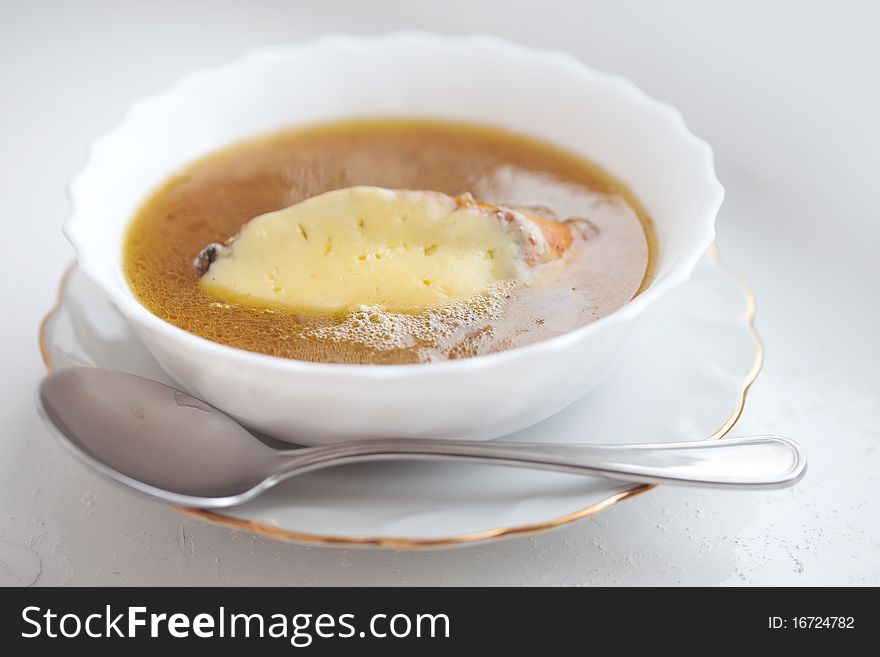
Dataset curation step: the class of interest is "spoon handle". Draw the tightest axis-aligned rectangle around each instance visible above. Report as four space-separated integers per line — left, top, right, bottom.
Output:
278 435 806 489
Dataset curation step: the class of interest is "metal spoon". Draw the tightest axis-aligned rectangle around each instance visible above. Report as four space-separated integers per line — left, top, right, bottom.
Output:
36 367 806 508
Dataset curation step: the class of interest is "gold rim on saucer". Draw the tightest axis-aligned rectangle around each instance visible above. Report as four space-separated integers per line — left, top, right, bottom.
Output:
38 245 762 549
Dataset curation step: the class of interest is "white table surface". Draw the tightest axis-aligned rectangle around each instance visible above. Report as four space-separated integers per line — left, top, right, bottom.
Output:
1 0 877 586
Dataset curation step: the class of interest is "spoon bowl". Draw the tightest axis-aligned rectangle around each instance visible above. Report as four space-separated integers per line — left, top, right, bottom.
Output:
38 368 281 504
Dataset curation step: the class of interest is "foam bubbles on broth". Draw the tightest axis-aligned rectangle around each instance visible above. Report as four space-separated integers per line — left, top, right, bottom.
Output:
306 281 516 360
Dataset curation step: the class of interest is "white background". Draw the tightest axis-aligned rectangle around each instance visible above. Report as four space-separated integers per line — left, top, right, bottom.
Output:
1 0 877 585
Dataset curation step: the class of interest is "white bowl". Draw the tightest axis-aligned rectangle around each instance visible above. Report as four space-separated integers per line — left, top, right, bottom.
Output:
65 32 723 445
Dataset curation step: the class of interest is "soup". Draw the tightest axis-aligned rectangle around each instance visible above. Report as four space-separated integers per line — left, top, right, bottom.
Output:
124 119 656 364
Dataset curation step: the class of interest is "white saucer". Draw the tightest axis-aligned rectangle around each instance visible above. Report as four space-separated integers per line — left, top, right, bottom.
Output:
39 248 761 548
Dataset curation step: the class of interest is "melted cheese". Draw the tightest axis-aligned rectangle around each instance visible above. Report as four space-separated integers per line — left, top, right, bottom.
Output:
200 186 537 314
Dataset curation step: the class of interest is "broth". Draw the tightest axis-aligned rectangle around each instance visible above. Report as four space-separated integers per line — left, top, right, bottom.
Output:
124 119 656 364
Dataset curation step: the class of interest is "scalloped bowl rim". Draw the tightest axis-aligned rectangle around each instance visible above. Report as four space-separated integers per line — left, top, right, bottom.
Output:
64 31 724 379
